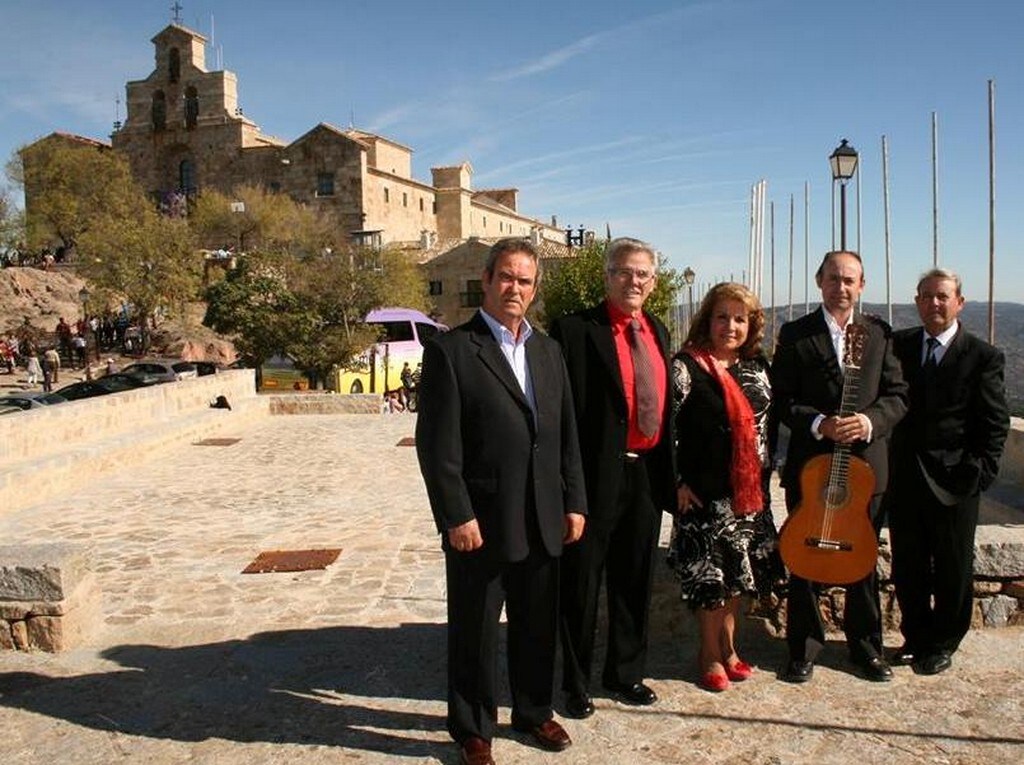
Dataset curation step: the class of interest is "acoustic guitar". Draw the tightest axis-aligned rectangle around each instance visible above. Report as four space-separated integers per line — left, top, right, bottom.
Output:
779 323 878 585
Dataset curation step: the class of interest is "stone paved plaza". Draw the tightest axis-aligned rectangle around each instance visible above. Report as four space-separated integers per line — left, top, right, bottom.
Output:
0 413 1022 764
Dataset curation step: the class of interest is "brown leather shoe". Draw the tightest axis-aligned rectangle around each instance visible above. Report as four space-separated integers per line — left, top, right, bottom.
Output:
513 718 572 751
459 736 495 765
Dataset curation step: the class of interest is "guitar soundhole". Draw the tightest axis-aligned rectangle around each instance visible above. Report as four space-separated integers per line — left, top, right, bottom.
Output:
821 485 849 507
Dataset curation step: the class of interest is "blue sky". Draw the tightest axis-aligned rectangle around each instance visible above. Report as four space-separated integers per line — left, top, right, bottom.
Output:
2 0 1022 304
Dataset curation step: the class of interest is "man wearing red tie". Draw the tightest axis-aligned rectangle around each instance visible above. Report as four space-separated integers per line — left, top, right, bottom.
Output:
550 237 676 719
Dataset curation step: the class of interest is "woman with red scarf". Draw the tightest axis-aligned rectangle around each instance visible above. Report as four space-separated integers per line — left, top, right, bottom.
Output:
667 282 782 692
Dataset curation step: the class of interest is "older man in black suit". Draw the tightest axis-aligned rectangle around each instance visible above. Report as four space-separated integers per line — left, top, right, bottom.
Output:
885 268 1009 675
416 238 587 765
550 237 676 718
771 250 908 684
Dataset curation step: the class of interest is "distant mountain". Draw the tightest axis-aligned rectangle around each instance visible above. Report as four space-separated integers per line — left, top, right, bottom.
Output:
763 301 1024 417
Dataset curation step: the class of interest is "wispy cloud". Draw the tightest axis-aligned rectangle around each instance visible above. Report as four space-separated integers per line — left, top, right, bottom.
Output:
476 136 645 182
488 5 695 83
490 32 605 83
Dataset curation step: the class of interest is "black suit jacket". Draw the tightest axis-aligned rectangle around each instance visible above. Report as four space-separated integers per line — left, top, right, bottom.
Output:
890 324 1009 499
415 312 587 562
549 304 676 528
771 308 908 493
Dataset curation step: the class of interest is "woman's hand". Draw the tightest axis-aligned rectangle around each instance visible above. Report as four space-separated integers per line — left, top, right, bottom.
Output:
677 484 703 515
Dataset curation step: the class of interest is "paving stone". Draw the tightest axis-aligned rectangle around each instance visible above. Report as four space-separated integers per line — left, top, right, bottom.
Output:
0 414 1020 764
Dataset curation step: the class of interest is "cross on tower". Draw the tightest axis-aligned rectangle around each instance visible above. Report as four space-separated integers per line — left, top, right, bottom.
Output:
171 2 183 24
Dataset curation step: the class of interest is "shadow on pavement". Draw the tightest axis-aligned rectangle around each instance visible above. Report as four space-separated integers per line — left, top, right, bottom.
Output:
0 623 450 757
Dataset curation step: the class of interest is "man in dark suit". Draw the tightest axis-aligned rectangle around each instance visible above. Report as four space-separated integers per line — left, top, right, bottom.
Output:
550 237 676 718
885 268 1009 675
416 238 587 765
771 250 908 683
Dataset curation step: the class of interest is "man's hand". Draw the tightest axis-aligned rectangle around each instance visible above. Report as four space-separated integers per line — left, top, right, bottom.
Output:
563 513 586 544
448 519 484 552
819 414 870 444
677 484 703 515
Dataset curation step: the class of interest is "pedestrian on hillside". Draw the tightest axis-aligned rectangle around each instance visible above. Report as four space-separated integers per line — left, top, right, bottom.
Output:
26 351 42 386
42 347 60 391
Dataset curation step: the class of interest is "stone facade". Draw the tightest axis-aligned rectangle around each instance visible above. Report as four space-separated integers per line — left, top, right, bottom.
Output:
22 22 566 252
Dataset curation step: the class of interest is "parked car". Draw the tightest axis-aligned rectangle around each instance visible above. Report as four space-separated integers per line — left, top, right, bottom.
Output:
56 373 152 401
192 361 219 376
0 392 67 410
120 360 191 384
171 361 199 379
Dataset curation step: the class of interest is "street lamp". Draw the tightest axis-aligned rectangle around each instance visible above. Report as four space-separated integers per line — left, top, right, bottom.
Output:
682 266 696 337
829 139 859 251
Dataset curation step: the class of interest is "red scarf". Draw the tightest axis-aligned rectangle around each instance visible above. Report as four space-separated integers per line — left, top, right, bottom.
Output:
686 349 763 516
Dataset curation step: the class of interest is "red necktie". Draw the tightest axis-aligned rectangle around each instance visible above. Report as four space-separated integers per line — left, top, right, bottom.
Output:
629 318 659 437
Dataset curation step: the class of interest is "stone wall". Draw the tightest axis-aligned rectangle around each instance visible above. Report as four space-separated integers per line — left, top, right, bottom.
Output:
0 544 100 652
0 370 265 514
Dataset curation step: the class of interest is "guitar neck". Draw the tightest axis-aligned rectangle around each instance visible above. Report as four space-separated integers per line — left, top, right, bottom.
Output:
828 364 861 497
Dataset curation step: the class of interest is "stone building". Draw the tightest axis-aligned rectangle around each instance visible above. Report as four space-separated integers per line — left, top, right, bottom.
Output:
20 21 579 325
105 22 566 250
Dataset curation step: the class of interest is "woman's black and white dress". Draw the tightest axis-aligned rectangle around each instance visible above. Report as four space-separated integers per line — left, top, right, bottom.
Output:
666 353 783 610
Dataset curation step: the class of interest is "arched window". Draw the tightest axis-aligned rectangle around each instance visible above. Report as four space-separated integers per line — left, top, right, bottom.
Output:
179 159 195 195
184 87 199 129
169 48 181 83
152 91 167 131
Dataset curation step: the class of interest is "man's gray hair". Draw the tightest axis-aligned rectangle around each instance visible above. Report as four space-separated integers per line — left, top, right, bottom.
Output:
604 237 659 272
917 267 962 296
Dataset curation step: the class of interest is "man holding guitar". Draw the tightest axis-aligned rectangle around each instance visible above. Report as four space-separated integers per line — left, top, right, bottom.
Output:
771 251 908 683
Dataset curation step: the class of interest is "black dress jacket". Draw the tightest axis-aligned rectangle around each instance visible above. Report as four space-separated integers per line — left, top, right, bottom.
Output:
549 303 676 528
416 312 587 562
771 308 908 494
889 325 1009 499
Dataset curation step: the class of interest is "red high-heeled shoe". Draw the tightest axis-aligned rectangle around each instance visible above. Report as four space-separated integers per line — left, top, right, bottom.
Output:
725 659 753 682
699 671 730 692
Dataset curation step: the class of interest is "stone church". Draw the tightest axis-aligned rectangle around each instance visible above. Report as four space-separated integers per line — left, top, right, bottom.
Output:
114 23 565 251
23 21 578 325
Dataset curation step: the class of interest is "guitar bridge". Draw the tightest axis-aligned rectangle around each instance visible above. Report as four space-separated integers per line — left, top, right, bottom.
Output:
804 536 853 552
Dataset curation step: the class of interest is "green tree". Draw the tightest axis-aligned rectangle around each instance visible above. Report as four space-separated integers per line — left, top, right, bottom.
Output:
540 239 683 325
9 137 144 253
189 184 316 254
0 186 24 257
203 252 304 388
78 206 201 353
286 247 429 386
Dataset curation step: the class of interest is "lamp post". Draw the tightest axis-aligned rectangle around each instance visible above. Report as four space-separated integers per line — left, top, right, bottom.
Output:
829 139 859 251
682 266 696 338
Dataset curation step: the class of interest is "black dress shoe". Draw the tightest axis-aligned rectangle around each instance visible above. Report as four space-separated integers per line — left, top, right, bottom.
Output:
782 659 814 684
890 644 916 666
856 655 894 682
564 692 595 719
604 681 657 705
914 652 952 675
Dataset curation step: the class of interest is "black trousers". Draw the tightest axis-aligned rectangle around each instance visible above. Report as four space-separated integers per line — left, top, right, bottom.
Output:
784 487 885 663
445 545 558 744
888 466 979 656
560 458 660 695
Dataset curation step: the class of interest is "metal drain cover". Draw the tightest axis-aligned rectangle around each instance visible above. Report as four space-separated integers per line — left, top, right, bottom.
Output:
242 548 342 574
195 438 241 446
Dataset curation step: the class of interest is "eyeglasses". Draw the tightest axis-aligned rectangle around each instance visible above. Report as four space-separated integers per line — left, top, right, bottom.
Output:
608 267 655 284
